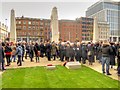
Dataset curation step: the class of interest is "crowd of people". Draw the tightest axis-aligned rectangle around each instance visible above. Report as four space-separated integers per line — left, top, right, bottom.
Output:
0 40 120 76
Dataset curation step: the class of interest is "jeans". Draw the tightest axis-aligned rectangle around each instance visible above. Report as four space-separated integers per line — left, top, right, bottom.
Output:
17 55 22 66
101 57 110 74
0 59 5 70
11 55 16 62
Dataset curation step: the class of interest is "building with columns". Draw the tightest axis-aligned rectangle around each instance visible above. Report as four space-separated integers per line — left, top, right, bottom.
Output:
0 22 8 41
86 0 120 42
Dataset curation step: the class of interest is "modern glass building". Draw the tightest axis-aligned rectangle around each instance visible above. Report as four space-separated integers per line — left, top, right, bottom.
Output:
86 0 120 42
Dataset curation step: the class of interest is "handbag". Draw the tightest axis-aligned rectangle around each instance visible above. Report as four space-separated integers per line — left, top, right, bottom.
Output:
37 51 41 56
88 51 92 56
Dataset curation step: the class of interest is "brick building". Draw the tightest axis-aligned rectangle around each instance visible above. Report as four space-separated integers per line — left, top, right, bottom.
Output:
78 17 94 42
0 22 8 42
59 17 93 42
59 20 82 42
16 16 93 43
16 16 51 42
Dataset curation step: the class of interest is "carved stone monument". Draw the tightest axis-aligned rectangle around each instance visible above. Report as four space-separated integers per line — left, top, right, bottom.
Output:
10 9 16 43
51 7 59 42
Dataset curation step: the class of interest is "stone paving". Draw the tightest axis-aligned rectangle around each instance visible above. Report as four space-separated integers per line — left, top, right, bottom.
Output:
0 57 119 81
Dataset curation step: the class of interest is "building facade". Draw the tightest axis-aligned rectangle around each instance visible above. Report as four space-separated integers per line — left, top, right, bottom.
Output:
16 16 51 42
0 22 8 41
86 0 120 42
98 21 110 41
59 17 93 42
78 17 94 42
59 20 82 42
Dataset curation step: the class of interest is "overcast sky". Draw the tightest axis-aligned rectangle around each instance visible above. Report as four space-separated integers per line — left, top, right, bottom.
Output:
0 0 119 31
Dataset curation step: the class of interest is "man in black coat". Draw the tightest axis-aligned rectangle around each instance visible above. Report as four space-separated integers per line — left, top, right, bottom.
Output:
0 42 5 71
21 42 25 62
46 41 52 61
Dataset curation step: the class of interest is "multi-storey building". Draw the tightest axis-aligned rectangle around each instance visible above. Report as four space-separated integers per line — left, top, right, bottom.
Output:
16 16 93 43
78 17 94 41
59 17 93 42
86 0 120 42
0 22 8 41
98 22 110 41
16 16 51 42
59 20 82 42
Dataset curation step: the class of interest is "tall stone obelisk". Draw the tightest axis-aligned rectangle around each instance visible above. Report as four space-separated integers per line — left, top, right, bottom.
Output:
93 17 99 43
51 7 59 42
10 9 16 43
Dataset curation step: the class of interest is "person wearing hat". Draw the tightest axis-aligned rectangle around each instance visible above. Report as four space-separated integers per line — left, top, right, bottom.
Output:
101 40 113 75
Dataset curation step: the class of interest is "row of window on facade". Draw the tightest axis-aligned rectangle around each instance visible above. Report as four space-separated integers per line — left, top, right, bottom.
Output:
16 21 50 26
82 26 93 28
63 24 81 27
17 32 43 36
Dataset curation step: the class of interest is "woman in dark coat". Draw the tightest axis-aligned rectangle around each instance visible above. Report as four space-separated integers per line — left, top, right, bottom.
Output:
51 43 57 60
40 42 45 57
109 42 117 68
46 42 52 61
81 43 87 64
65 43 70 61
34 43 40 62
29 43 34 62
5 43 12 66
87 43 95 65
69 43 75 61
75 42 82 62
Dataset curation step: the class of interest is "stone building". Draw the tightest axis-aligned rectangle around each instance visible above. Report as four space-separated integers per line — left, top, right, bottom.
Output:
0 22 8 41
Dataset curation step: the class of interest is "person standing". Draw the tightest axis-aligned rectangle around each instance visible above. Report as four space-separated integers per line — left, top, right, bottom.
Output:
11 47 16 62
109 42 117 68
5 43 12 66
21 42 25 62
15 43 23 66
87 43 95 65
0 41 5 71
117 43 120 75
101 41 113 75
81 42 87 64
51 43 57 60
75 42 82 62
34 43 40 62
59 42 66 62
29 43 34 62
46 41 52 61
25 43 29 59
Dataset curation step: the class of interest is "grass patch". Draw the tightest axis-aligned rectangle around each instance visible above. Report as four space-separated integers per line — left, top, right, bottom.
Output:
2 65 119 88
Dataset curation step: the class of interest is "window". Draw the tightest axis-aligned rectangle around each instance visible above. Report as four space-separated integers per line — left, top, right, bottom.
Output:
40 22 43 25
17 21 21 24
28 26 31 30
36 22 39 25
28 21 31 25
23 21 26 24
32 21 35 25
23 26 26 30
33 26 35 30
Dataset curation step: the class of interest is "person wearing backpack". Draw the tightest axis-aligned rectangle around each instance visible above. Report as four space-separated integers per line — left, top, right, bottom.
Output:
15 43 23 66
